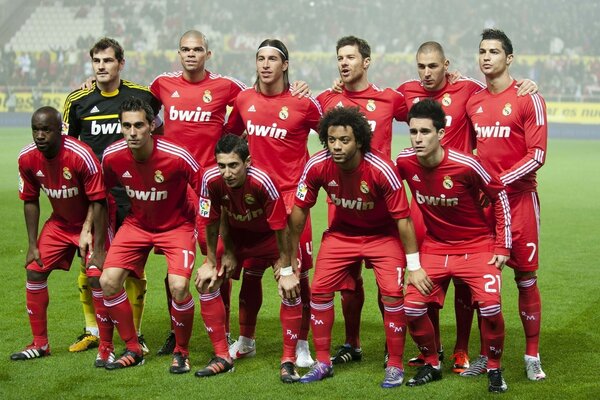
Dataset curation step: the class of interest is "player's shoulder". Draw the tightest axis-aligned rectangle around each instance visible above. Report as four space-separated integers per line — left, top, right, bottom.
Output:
395 147 416 161
446 148 491 180
121 79 152 94
396 79 421 92
364 150 402 188
63 137 100 172
201 165 222 185
248 166 280 197
155 137 200 169
64 86 96 105
102 138 128 159
304 149 331 171
18 142 38 162
208 71 247 90
454 76 486 90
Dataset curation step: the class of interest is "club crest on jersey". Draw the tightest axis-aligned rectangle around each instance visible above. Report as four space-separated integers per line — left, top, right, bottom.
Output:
154 170 165 183
502 103 512 116
366 100 376 112
442 93 452 106
442 175 453 189
244 194 256 205
203 90 212 103
296 181 308 200
199 197 211 217
412 97 420 104
279 106 289 120
62 167 72 180
360 180 370 194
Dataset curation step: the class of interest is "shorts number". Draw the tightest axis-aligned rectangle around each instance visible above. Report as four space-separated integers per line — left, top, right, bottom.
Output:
396 266 404 287
526 242 537 263
483 274 502 293
182 250 195 269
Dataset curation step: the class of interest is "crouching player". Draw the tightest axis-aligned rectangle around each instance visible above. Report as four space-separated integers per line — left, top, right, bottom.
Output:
289 106 421 388
396 99 511 393
195 134 302 382
12 107 107 361
99 98 201 373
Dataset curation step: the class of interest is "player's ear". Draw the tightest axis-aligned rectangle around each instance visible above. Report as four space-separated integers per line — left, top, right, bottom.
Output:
245 155 251 167
363 57 371 70
438 128 445 141
206 49 212 61
150 119 156 133
506 53 514 66
119 58 125 72
282 59 289 72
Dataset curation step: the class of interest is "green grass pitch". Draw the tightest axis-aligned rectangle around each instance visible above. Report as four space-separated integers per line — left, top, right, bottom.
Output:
0 127 599 399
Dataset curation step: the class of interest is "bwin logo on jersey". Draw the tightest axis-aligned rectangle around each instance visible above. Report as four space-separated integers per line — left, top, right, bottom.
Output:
474 122 511 138
415 190 458 207
125 186 168 201
169 105 212 122
246 120 288 139
330 193 374 210
41 184 79 199
91 120 121 135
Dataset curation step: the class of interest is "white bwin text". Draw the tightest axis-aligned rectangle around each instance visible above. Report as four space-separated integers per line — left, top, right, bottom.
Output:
474 122 511 138
125 186 168 201
330 193 374 210
41 184 79 199
246 120 288 139
415 190 458 206
169 105 212 122
224 207 263 222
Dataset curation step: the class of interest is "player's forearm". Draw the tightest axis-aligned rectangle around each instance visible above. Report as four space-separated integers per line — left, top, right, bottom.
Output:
275 227 292 267
396 217 419 255
492 190 512 251
205 221 220 266
91 200 108 252
499 151 545 186
287 206 308 260
24 200 40 246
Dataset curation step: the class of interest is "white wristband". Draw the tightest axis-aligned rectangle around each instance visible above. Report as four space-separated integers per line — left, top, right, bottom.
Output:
279 266 293 276
406 252 422 272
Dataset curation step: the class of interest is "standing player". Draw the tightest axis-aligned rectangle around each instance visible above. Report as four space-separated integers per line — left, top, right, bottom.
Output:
195 134 302 382
99 98 201 373
63 37 161 355
290 106 421 388
397 99 511 393
224 39 322 367
12 107 107 361
316 35 408 366
467 29 548 381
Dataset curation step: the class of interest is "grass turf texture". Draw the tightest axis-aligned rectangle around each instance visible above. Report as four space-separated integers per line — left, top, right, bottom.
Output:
0 127 598 399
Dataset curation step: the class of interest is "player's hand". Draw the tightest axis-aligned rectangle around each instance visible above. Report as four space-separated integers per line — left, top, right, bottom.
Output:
515 79 538 96
488 254 509 270
87 249 106 272
278 274 300 300
195 262 221 293
332 78 344 93
219 251 237 280
446 70 462 84
406 268 433 296
80 76 96 90
78 228 93 258
25 245 43 268
291 80 311 97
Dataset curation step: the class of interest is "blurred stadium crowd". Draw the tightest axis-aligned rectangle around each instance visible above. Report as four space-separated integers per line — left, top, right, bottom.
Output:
1 0 599 103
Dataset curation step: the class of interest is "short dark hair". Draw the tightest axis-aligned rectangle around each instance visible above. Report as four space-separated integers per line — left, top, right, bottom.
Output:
255 38 289 91
336 36 371 59
408 99 446 132
215 134 250 161
481 28 513 55
118 97 154 125
90 37 124 61
32 106 62 132
179 30 209 49
416 41 446 59
318 107 372 153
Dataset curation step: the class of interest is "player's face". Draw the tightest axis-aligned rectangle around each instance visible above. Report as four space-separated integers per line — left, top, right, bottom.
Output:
178 35 211 73
121 111 154 153
92 48 124 86
31 112 61 157
337 45 369 85
327 125 362 170
409 117 444 161
256 48 288 87
416 51 449 91
216 152 250 188
479 39 513 78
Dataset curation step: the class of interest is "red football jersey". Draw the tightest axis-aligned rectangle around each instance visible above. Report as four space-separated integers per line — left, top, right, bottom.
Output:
102 137 201 232
18 136 105 227
199 165 288 234
150 70 246 167
467 81 547 195
398 77 485 153
317 84 407 158
396 147 511 254
295 149 410 236
225 87 322 193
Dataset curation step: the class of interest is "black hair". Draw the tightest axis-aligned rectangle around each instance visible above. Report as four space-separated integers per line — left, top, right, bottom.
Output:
318 106 372 153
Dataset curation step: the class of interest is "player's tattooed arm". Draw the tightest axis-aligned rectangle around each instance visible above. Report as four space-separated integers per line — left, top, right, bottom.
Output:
24 200 42 267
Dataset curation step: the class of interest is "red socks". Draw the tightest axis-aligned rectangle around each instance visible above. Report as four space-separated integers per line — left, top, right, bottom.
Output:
200 289 229 359
310 297 335 365
171 295 195 356
104 289 140 354
280 297 302 362
517 277 541 356
26 280 49 347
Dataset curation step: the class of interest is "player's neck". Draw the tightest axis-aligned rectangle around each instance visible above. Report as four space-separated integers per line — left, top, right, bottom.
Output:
131 137 154 162
184 68 207 83
418 147 444 168
344 77 369 92
486 73 512 94
258 81 285 96
97 79 120 94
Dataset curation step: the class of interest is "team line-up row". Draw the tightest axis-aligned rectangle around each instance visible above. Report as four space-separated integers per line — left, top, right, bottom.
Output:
13 29 547 394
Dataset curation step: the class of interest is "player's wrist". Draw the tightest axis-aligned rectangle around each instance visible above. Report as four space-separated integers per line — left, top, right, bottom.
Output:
279 266 293 276
406 252 422 272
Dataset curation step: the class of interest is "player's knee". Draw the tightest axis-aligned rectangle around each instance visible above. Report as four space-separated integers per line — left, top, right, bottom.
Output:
169 280 191 301
26 269 48 282
381 295 402 304
88 276 101 289
99 272 122 296
312 292 334 303
514 270 537 282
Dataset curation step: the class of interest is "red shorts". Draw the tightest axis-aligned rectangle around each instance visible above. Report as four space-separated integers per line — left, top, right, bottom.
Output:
506 191 540 272
312 231 405 297
26 218 101 278
217 231 279 280
104 221 197 279
405 252 502 307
